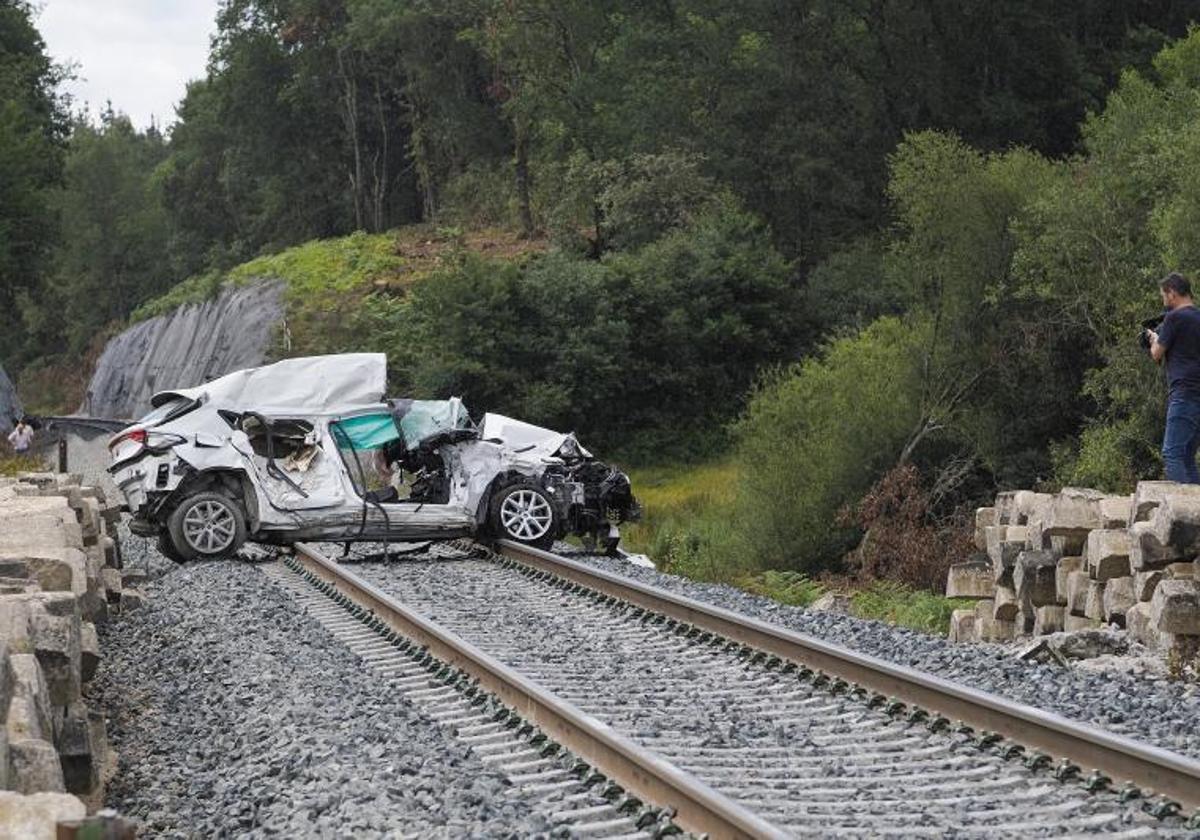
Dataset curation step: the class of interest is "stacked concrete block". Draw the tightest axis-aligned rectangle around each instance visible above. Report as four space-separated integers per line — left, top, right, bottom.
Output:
947 482 1200 658
0 472 130 812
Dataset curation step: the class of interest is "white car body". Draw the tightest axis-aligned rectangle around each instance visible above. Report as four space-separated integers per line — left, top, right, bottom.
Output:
108 354 638 557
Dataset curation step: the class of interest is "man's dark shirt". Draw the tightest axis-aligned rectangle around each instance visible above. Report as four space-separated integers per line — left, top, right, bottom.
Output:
1157 304 1200 398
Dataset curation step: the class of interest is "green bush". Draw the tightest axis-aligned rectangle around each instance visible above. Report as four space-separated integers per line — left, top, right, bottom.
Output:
727 317 926 573
739 570 826 607
440 162 519 229
393 205 798 457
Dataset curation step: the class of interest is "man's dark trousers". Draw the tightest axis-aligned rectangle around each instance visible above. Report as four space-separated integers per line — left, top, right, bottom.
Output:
1163 395 1200 483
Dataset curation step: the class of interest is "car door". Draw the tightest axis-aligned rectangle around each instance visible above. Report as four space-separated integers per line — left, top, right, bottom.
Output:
328 412 474 539
234 414 349 512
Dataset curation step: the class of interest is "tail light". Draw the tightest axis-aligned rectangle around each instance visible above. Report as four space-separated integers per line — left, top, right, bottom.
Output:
109 429 147 449
108 428 148 464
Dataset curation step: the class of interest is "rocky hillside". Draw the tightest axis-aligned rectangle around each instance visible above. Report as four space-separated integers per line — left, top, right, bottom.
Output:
1 364 23 431
77 227 542 420
83 281 284 419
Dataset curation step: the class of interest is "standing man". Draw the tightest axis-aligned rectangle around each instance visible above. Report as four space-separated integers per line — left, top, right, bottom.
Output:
6 418 33 454
1149 272 1200 483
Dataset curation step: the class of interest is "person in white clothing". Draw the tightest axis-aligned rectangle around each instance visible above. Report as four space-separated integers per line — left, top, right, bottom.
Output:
7 419 34 453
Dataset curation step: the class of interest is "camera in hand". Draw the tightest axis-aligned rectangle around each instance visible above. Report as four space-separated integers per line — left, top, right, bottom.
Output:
1140 313 1165 351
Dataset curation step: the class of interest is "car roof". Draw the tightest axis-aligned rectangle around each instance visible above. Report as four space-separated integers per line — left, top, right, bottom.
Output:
151 353 388 415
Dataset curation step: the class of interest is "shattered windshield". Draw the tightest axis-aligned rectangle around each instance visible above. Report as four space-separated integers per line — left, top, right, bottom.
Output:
390 398 475 449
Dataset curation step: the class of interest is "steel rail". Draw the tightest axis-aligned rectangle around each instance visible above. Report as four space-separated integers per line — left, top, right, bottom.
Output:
497 539 1200 810
291 542 790 840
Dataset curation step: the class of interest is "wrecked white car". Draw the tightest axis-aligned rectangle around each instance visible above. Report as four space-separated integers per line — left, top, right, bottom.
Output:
107 354 639 561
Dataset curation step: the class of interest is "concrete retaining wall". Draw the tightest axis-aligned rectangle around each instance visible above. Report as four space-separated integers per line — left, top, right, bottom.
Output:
0 365 21 433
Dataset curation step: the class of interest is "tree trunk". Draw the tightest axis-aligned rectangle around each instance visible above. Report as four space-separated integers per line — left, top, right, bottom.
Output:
337 47 365 231
514 120 533 238
371 76 389 233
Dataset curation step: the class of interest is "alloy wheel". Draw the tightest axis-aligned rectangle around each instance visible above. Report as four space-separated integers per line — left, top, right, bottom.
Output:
181 499 238 554
499 489 553 541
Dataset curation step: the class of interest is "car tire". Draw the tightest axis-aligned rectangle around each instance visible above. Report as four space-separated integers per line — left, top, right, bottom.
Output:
167 491 248 561
156 532 187 564
490 482 558 550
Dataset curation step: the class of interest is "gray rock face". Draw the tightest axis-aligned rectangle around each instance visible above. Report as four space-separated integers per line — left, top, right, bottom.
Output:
0 365 22 432
82 279 285 419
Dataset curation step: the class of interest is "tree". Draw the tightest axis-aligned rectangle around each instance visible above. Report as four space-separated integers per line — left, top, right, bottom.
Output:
0 0 69 363
45 110 170 352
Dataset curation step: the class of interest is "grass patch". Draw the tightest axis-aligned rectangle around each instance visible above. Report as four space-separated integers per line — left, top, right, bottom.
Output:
130 226 547 323
620 460 737 555
618 460 972 636
850 580 974 635
0 452 42 476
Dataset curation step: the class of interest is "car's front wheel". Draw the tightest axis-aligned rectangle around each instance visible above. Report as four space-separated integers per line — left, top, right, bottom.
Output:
156 532 187 564
490 483 558 550
167 491 248 561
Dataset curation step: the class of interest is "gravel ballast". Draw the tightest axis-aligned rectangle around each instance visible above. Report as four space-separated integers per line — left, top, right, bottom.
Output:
561 548 1200 760
349 553 1187 835
89 560 545 838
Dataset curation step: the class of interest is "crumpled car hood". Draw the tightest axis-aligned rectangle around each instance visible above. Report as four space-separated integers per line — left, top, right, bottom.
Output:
479 413 592 460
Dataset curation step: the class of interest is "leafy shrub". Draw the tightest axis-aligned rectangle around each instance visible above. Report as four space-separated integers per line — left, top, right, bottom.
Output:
738 570 825 607
727 317 926 574
441 162 519 229
1051 418 1149 494
597 151 716 251
395 206 797 456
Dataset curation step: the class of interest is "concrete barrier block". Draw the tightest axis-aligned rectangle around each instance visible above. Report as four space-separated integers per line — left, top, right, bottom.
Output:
1033 605 1065 636
949 608 976 643
946 560 995 598
1151 579 1200 635
1084 529 1132 581
1055 556 1083 604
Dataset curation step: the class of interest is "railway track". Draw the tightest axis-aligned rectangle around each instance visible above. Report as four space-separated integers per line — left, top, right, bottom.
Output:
273 540 1200 838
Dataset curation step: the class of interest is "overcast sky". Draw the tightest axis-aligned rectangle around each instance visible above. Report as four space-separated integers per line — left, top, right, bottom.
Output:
36 0 222 130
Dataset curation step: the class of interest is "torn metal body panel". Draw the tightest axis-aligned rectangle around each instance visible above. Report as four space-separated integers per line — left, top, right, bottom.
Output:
107 354 639 561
